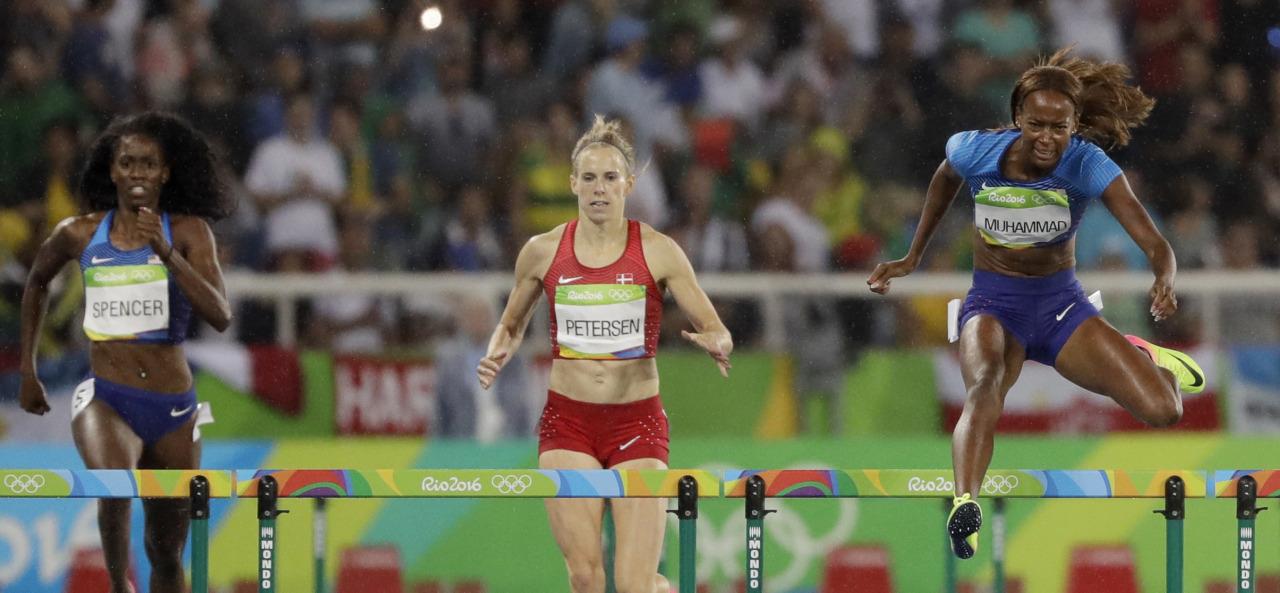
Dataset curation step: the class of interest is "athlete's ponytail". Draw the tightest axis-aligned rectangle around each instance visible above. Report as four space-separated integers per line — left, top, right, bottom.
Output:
1010 47 1155 149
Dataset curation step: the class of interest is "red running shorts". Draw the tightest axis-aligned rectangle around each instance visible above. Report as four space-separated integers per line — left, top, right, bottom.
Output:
537 390 669 467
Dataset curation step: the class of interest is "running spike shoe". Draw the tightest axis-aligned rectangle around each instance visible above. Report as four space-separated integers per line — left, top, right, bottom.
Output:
1126 335 1206 394
947 493 982 559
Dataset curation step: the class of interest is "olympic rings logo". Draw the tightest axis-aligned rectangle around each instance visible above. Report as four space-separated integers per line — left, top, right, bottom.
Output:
608 288 638 301
491 474 533 494
131 269 156 281
982 474 1020 495
5 474 46 494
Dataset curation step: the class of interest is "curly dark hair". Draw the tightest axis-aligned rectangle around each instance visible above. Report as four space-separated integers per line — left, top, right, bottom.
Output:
1009 47 1156 150
79 112 233 220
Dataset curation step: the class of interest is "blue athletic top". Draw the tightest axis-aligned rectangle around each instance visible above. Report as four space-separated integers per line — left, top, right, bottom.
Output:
79 210 192 344
946 129 1122 249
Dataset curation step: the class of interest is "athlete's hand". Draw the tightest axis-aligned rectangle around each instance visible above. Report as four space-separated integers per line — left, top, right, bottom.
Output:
867 259 916 295
682 330 733 377
18 375 51 416
476 350 507 389
136 207 172 256
1149 279 1177 322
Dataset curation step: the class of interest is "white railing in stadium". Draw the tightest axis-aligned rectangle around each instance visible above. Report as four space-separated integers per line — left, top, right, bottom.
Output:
224 270 1280 348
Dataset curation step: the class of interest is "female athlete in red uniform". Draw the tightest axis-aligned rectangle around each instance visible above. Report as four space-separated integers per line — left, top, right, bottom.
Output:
477 115 732 593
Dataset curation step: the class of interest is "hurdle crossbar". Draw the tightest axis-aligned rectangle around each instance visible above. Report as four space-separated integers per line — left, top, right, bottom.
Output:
723 469 1211 498
235 468 721 498
7 468 1280 593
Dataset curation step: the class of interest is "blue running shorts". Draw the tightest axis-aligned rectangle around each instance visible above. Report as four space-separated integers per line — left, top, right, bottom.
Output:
72 374 199 445
958 269 1099 366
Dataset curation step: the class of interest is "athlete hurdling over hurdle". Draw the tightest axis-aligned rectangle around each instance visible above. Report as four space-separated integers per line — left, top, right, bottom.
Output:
20 112 233 592
867 48 1204 560
477 115 732 593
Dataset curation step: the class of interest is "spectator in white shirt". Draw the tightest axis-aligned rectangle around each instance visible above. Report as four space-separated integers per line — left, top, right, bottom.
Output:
244 90 346 272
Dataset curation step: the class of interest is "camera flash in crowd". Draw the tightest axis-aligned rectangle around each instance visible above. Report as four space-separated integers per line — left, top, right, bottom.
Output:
420 6 443 31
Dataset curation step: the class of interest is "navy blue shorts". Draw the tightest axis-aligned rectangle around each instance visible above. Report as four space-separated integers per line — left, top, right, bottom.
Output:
959 269 1099 366
73 374 198 445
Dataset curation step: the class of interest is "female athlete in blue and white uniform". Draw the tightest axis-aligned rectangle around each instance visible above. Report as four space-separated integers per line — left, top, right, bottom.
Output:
20 112 234 593
868 48 1204 560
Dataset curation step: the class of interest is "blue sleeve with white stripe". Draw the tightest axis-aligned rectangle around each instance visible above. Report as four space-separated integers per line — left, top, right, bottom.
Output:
1072 140 1123 198
945 131 981 178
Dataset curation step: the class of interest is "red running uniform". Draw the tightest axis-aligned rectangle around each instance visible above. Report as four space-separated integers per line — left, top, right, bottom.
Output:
537 220 670 465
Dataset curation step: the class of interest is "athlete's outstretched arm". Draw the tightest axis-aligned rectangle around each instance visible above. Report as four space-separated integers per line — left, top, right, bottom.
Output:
868 159 963 294
19 218 84 415
650 232 732 376
1099 173 1178 321
477 234 554 389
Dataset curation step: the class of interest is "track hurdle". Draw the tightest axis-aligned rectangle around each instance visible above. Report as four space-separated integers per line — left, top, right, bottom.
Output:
1213 471 1280 590
725 469 1207 593
236 469 720 593
0 469 235 593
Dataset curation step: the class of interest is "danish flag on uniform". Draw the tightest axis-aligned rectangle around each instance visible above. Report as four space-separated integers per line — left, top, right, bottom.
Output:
616 273 634 284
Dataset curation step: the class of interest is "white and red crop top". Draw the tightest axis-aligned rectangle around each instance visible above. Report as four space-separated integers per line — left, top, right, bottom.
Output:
543 219 663 360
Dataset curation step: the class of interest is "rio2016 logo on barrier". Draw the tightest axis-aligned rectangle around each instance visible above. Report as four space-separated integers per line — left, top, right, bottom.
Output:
5 474 46 494
905 474 1021 495
907 476 953 493
420 476 483 493
491 475 534 494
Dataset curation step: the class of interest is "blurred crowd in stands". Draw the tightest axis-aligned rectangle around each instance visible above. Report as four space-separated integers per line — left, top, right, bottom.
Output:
2 0 1279 363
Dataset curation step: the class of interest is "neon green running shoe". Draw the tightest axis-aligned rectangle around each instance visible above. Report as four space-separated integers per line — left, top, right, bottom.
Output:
1126 335 1206 394
947 493 982 559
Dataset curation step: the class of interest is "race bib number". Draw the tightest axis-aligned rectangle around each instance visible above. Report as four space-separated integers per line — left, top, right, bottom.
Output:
83 265 170 340
554 284 646 359
974 185 1071 248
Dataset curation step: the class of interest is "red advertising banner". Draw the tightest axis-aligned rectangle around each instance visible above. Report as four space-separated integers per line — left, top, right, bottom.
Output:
334 356 436 435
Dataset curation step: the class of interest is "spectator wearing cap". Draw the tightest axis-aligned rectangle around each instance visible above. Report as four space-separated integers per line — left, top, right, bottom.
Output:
699 15 768 132
584 14 688 158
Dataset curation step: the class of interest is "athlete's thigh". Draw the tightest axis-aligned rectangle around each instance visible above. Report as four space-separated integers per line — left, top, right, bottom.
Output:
957 314 1026 394
140 416 201 470
540 450 607 565
608 457 669 579
73 399 144 470
1054 316 1167 407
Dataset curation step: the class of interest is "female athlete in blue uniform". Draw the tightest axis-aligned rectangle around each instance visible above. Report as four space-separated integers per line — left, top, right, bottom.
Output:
867 48 1204 559
20 112 234 592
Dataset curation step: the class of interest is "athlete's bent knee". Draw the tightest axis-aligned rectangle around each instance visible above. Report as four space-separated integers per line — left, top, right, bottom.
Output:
566 561 605 593
1144 395 1183 429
